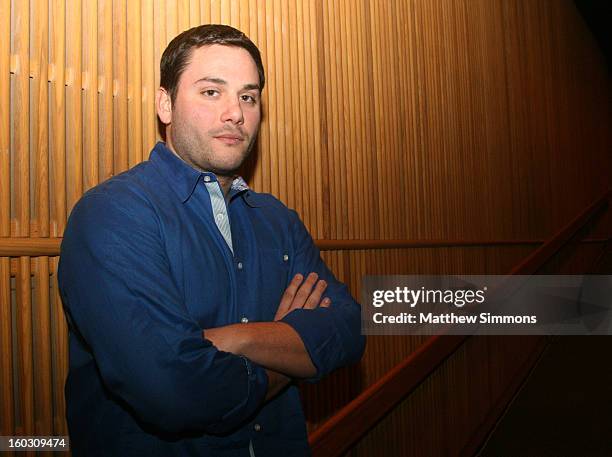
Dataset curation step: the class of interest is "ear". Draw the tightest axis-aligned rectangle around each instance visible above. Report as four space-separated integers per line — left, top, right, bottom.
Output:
156 87 172 125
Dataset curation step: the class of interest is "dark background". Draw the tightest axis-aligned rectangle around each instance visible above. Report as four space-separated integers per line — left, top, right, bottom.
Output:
574 0 612 69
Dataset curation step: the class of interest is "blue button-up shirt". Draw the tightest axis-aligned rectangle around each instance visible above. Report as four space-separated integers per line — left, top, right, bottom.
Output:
58 142 365 456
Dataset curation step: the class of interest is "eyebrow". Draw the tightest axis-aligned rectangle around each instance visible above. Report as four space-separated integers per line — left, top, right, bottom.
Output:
194 77 260 92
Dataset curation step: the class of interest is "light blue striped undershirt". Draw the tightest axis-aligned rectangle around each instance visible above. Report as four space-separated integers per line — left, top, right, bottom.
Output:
202 174 249 255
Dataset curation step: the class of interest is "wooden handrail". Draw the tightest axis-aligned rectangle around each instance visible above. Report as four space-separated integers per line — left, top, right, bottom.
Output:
308 335 469 457
508 194 609 275
308 190 610 457
0 236 610 257
316 239 543 250
0 238 63 256
0 237 546 257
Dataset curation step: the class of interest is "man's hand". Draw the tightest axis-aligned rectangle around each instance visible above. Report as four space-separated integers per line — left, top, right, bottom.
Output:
274 272 331 321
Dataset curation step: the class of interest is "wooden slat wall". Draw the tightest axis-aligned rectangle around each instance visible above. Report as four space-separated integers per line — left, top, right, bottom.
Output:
0 0 610 454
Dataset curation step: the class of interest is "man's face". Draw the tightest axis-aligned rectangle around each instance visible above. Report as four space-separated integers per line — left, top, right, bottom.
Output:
159 44 262 176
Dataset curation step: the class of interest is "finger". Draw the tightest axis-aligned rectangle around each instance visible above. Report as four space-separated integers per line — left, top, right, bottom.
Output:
290 272 319 308
303 280 327 309
274 274 304 321
320 297 331 308
278 274 304 312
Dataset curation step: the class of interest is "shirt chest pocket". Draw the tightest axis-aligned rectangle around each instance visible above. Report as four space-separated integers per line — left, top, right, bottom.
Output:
250 248 291 320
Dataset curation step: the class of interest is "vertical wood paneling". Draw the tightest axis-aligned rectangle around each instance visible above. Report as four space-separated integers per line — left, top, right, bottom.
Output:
219 0 230 24
83 0 99 192
345 0 361 239
274 0 286 203
200 0 212 26
127 0 143 167
65 0 82 214
177 0 190 31
0 258 13 435
0 0 610 452
362 0 377 240
284 0 297 213
324 0 338 239
49 0 66 236
266 0 279 197
368 0 383 238
299 0 314 236
397 0 410 239
254 0 269 194
50 256 67 436
141 0 156 159
0 3 607 241
32 257 52 434
154 0 167 104
190 0 201 28
11 0 30 236
338 0 351 239
210 0 221 23
31 0 49 238
229 0 239 26
293 0 307 227
164 0 177 41
0 0 9 237
313 0 328 239
113 0 129 173
239 0 250 37
98 0 114 182
16 257 34 436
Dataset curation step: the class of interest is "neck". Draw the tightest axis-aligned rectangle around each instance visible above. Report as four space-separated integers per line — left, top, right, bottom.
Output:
216 176 234 196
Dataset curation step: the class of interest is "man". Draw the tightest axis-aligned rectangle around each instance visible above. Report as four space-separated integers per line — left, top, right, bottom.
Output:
59 24 365 456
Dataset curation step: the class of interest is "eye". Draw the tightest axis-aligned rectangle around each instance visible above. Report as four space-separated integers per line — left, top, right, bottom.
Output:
240 94 257 104
201 89 219 97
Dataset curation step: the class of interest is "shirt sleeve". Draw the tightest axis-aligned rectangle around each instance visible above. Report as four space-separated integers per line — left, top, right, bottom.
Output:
58 189 268 434
279 209 366 381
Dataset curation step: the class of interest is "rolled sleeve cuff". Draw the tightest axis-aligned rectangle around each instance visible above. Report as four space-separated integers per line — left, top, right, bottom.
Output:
280 308 339 382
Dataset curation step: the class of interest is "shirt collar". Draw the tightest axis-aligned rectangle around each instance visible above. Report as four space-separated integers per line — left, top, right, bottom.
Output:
149 142 250 203
227 176 250 201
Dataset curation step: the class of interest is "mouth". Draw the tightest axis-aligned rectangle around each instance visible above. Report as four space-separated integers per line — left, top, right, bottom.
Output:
213 134 245 145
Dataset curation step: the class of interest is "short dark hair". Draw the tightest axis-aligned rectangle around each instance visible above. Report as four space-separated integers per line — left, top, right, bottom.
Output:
160 24 265 104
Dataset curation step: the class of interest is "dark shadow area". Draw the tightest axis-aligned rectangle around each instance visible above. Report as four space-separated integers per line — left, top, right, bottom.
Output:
574 0 612 70
478 244 612 456
477 335 612 457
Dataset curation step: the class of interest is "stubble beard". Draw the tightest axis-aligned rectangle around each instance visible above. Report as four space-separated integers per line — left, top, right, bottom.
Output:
170 121 258 178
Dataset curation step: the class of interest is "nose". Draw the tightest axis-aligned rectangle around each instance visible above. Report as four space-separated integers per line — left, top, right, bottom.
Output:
220 97 244 125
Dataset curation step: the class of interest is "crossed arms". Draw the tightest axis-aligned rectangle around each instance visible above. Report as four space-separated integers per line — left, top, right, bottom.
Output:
204 272 332 399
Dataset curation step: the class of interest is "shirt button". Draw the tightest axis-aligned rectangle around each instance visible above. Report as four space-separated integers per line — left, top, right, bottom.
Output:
237 262 243 270
203 175 211 182
241 317 249 324
253 423 262 432
283 254 289 261
216 213 224 221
